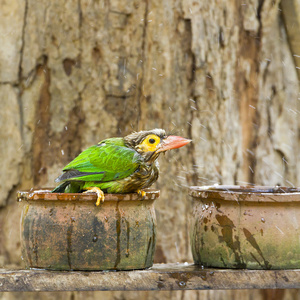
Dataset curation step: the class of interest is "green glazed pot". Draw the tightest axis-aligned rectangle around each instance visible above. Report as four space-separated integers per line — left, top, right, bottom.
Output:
18 189 159 271
189 185 300 270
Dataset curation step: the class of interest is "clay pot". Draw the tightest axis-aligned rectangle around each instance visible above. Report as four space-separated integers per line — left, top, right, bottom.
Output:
189 185 300 269
18 189 159 271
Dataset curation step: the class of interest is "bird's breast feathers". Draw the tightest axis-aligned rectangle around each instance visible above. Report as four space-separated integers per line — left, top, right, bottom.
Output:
118 161 159 192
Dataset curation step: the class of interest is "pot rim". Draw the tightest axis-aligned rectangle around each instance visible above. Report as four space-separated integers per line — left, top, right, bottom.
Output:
17 188 160 202
189 185 300 202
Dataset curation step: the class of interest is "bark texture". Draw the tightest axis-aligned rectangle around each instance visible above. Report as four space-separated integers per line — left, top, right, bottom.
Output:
0 0 299 299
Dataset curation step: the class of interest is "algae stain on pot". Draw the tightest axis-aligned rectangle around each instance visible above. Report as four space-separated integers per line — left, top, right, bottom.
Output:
215 214 246 268
92 216 101 242
32 217 39 266
191 215 202 264
242 228 272 269
66 217 74 270
22 213 33 268
144 217 156 266
125 219 130 257
114 201 122 269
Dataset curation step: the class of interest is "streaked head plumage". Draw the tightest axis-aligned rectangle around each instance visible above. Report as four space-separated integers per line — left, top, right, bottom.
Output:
124 128 191 163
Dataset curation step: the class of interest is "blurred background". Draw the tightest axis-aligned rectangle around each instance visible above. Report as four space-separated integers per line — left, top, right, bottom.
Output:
0 0 300 299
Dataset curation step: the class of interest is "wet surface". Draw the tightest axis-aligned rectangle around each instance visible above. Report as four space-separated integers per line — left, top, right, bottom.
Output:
190 185 300 194
215 214 246 268
189 185 300 203
66 220 73 269
18 189 160 202
114 201 121 269
243 228 271 269
1 263 300 292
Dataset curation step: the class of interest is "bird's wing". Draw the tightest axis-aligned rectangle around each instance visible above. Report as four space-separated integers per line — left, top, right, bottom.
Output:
56 139 142 183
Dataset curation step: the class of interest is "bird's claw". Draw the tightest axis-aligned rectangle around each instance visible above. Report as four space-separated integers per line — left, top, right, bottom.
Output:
137 189 146 199
83 187 105 206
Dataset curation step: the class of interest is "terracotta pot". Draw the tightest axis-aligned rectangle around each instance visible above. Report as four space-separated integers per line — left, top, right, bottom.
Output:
18 189 159 271
189 185 300 269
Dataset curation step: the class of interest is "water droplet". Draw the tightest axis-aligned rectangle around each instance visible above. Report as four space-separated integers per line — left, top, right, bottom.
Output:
175 242 179 256
93 235 98 242
61 150 65 156
261 217 265 223
276 226 284 235
179 281 186 287
71 217 76 222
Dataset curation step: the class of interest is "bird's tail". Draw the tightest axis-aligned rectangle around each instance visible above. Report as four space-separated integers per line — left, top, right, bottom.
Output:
52 182 69 193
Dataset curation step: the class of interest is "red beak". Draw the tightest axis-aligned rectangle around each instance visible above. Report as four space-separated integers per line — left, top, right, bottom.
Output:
157 135 192 153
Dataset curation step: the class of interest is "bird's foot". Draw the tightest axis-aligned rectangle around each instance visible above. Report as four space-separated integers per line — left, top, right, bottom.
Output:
136 189 146 199
83 187 105 206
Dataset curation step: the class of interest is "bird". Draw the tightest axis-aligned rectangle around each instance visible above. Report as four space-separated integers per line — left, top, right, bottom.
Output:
52 128 191 206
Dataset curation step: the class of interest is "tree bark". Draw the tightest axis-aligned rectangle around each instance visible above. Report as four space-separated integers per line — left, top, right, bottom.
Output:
0 0 299 299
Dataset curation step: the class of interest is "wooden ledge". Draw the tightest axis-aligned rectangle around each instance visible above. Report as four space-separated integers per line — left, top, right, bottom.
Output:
1 263 300 292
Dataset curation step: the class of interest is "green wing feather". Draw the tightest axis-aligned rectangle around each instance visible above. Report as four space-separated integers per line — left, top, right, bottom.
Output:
56 138 142 183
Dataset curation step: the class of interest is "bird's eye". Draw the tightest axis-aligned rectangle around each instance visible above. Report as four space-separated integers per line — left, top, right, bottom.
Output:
139 134 160 151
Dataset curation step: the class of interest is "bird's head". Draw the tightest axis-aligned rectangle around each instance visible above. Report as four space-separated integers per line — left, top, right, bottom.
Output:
124 128 191 163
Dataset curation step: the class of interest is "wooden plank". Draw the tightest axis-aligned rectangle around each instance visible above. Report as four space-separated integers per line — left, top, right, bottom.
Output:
0 263 300 292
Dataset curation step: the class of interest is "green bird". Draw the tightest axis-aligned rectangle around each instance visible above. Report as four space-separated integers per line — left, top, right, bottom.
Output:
52 128 191 205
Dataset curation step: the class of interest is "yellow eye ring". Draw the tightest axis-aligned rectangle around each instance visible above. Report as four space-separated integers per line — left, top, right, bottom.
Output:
139 134 161 152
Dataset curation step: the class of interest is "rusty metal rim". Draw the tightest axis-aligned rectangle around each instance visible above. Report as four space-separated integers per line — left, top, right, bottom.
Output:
189 185 300 202
17 188 160 202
